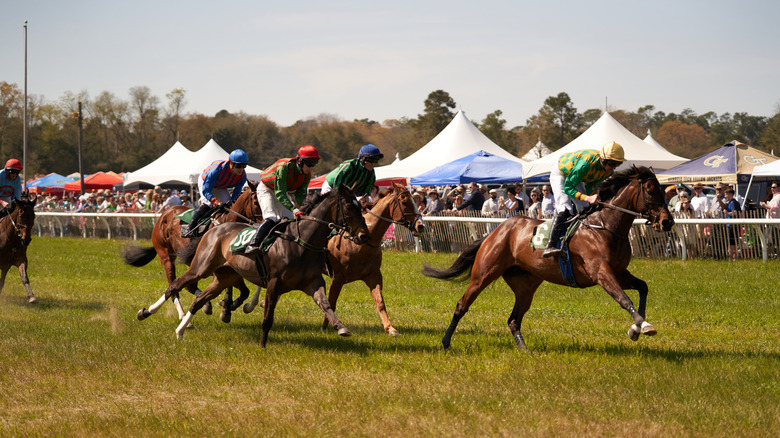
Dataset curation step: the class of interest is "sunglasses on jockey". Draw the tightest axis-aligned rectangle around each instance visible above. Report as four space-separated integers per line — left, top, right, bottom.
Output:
301 158 318 168
603 159 621 168
231 162 247 169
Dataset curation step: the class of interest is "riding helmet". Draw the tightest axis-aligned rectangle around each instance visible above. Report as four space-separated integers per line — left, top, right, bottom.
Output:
297 145 320 161
4 158 22 171
600 141 625 162
358 144 384 160
228 149 249 164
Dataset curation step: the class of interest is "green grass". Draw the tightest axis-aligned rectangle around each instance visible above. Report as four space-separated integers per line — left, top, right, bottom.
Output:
0 237 778 437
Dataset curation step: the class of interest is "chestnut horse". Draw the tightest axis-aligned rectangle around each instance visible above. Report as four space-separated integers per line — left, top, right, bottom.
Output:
122 180 262 321
321 183 425 335
0 197 37 303
138 184 370 347
422 166 674 351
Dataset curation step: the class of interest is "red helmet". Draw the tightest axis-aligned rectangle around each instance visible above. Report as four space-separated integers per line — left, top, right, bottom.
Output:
297 145 320 160
5 159 22 171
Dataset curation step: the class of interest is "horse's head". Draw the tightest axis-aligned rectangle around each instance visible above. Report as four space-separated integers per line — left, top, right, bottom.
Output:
319 185 370 244
599 166 674 232
236 179 262 222
10 197 36 246
388 183 425 236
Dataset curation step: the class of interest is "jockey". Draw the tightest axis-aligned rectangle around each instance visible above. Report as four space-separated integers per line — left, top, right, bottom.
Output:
0 159 23 207
321 144 383 199
184 149 249 236
244 145 320 254
543 141 625 258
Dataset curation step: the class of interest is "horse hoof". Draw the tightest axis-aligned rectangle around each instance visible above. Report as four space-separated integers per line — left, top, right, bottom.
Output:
628 324 641 342
243 303 254 314
641 321 657 336
175 329 185 340
259 299 265 308
186 321 195 329
388 328 400 337
337 327 351 337
28 296 37 304
220 311 231 324
218 299 226 309
203 302 213 315
137 308 150 321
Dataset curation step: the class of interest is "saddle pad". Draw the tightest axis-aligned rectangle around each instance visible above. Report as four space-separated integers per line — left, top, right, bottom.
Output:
174 209 195 224
230 227 258 252
529 220 553 249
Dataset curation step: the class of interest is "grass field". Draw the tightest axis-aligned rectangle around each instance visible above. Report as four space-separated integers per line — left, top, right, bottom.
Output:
0 237 778 437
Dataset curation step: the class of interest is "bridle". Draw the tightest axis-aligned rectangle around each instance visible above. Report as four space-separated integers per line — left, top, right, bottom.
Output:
365 190 422 230
278 189 366 251
597 178 665 225
3 201 33 247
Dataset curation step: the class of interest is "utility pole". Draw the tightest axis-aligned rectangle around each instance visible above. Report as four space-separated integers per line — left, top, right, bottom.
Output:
77 101 84 196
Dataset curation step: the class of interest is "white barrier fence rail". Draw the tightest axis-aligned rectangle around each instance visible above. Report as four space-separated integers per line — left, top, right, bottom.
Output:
33 211 780 261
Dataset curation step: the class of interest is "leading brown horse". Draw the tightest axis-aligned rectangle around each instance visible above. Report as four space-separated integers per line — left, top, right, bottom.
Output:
139 184 370 347
0 197 37 303
122 181 262 320
321 182 425 335
422 166 674 351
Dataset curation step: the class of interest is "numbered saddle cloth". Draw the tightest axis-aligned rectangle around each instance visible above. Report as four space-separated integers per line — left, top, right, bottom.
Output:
230 227 258 252
174 209 195 224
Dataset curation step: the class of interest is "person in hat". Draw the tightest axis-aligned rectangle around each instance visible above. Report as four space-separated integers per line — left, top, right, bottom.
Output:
245 145 320 254
184 149 250 236
422 189 444 216
690 183 711 217
543 141 625 258
668 183 689 211
321 144 383 199
664 185 676 206
0 158 23 207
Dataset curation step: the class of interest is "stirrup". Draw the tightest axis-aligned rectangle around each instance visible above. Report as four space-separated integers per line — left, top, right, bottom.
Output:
543 247 566 258
244 245 261 255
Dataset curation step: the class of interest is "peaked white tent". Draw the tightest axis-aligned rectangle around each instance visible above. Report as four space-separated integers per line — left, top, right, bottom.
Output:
123 141 195 186
521 140 553 161
188 139 264 183
522 112 689 179
375 110 524 180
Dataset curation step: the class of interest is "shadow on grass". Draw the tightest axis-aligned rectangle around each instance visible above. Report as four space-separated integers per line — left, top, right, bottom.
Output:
0 294 104 312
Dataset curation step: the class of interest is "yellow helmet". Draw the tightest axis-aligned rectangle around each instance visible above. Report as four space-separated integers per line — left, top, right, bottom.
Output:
600 141 625 162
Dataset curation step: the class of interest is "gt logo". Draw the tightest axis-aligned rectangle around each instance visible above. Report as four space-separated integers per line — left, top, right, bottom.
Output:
704 156 728 168
743 155 769 166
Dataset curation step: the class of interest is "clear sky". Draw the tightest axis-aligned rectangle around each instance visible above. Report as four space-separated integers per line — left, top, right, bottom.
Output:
2 1 779 128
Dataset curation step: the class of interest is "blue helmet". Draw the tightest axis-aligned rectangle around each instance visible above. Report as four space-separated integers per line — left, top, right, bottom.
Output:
358 144 384 160
228 149 249 164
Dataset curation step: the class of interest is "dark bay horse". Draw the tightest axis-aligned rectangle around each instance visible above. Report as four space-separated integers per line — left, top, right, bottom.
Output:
422 166 674 351
122 181 262 320
138 184 370 347
0 197 37 303
321 182 425 336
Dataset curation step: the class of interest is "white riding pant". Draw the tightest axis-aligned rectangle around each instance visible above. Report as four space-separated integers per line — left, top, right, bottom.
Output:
549 167 588 215
256 183 294 222
197 178 234 206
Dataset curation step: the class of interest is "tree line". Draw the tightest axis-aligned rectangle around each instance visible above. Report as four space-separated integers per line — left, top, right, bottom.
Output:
0 81 778 179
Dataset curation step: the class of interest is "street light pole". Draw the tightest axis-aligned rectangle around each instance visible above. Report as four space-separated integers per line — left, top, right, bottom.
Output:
23 21 28 189
77 101 84 196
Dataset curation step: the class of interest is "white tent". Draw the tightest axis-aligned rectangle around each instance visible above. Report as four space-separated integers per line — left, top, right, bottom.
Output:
750 159 780 179
123 141 195 186
521 140 553 161
123 139 264 188
522 112 689 179
375 110 524 180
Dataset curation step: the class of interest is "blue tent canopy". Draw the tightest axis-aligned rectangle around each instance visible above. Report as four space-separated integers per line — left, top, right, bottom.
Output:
410 150 523 185
26 173 77 193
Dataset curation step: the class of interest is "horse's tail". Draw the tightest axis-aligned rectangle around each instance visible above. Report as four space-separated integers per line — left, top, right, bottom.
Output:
421 236 485 282
121 245 157 267
176 236 202 265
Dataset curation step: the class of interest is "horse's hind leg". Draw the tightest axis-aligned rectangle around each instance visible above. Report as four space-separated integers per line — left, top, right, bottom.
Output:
309 281 351 337
231 282 250 311
219 287 233 323
17 256 36 303
186 283 212 315
502 271 543 352
442 262 505 350
364 272 398 336
0 267 8 295
321 276 345 332
618 270 656 341
243 285 263 314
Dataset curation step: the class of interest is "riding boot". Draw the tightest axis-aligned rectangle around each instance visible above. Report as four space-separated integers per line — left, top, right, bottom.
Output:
543 210 572 258
184 204 210 237
245 219 277 254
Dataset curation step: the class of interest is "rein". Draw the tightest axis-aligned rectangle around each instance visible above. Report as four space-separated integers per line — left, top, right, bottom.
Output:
274 190 363 252
365 191 421 229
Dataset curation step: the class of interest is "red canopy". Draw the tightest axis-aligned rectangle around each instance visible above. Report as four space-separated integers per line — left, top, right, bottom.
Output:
63 171 124 191
308 175 407 190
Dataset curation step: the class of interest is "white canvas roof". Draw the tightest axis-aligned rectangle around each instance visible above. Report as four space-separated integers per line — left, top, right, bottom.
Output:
123 139 263 187
521 140 553 161
522 112 689 178
375 110 524 180
750 157 780 179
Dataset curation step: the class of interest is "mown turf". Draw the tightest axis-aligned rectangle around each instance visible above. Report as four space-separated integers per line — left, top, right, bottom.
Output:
0 237 777 437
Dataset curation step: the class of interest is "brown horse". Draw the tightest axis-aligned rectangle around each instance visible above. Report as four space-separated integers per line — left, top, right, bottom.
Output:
422 166 674 351
0 197 37 303
321 182 425 335
122 180 262 320
139 184 370 347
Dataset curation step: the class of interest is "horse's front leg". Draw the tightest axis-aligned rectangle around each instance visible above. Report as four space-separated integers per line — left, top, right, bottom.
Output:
219 287 233 323
260 280 281 348
363 272 398 336
186 283 212 315
0 266 9 295
309 280 351 337
599 268 656 342
617 270 655 341
321 275 345 332
231 282 250 311
17 257 36 303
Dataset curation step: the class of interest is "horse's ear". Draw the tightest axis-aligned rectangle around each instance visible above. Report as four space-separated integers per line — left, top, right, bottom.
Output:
247 179 258 191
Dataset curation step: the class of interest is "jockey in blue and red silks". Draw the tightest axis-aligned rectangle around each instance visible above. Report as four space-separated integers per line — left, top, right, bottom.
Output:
0 159 23 208
184 149 249 236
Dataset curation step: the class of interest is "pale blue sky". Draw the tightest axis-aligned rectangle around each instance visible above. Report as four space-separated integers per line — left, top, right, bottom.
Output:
2 1 778 128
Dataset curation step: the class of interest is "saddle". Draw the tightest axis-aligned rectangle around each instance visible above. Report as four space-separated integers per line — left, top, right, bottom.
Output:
530 217 583 288
177 206 221 238
229 220 292 286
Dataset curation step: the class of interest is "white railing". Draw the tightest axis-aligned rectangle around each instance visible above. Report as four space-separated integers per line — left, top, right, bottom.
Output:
32 211 780 261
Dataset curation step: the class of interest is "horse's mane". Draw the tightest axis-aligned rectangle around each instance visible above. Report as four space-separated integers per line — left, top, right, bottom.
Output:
596 165 655 203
